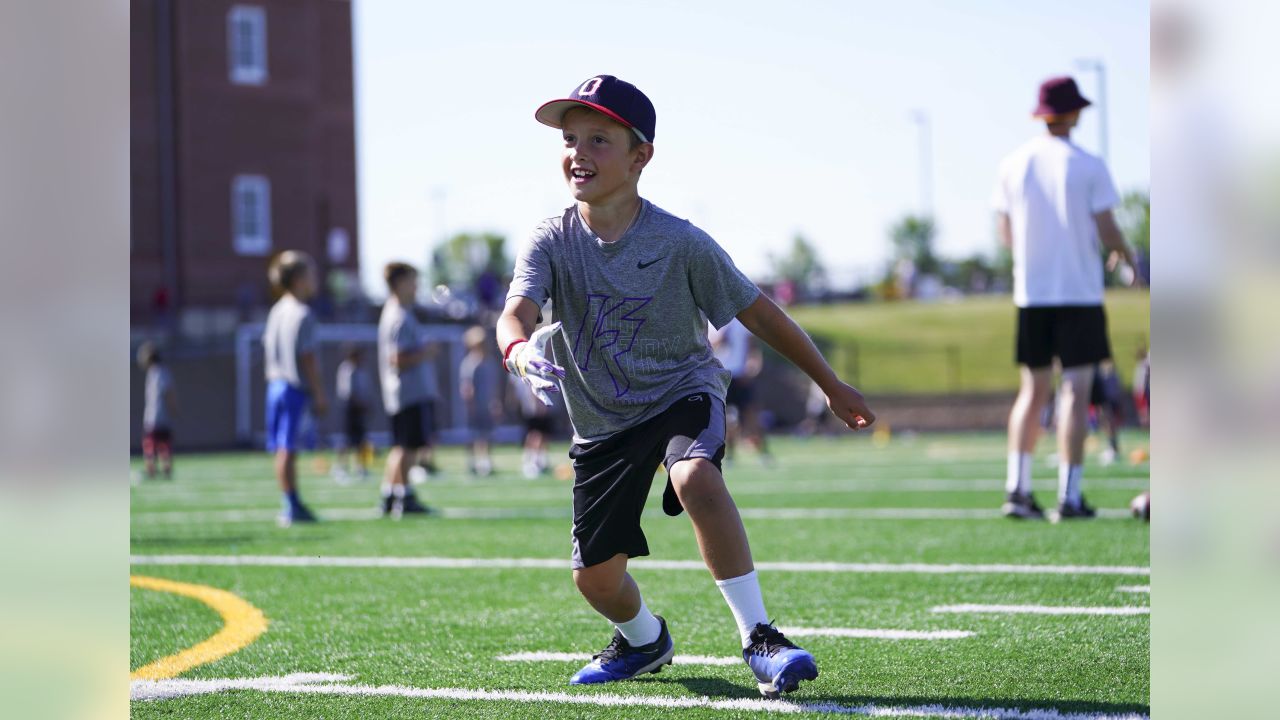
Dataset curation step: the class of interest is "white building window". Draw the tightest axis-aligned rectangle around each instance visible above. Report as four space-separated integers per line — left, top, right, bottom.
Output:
227 5 267 85
232 175 271 256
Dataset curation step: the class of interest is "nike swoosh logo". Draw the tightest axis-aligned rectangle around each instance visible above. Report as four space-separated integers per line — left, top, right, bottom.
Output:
637 256 666 269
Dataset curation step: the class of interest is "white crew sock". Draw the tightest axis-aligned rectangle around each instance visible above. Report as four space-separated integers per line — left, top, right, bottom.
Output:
716 570 769 648
1006 452 1032 495
1058 463 1083 506
614 598 662 647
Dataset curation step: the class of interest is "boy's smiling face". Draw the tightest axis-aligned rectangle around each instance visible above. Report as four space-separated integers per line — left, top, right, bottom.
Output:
560 107 652 205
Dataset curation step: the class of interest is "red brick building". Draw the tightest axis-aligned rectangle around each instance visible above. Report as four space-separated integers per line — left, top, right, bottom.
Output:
131 0 359 336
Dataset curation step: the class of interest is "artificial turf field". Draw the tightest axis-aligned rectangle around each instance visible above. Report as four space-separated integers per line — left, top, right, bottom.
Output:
130 431 1150 719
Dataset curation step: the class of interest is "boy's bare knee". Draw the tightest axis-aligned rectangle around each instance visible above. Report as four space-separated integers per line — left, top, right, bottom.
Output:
669 458 724 503
573 565 623 601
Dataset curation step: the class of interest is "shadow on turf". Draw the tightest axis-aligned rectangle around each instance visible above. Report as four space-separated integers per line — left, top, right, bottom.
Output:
634 675 757 700
636 677 1149 716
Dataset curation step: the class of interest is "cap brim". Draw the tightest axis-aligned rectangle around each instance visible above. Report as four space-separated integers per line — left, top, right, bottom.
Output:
1032 98 1092 118
535 99 646 141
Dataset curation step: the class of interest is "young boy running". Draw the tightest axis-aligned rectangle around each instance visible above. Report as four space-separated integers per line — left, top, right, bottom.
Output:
498 75 875 698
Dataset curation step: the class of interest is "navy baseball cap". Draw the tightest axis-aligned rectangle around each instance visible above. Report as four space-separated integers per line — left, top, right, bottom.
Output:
535 75 656 143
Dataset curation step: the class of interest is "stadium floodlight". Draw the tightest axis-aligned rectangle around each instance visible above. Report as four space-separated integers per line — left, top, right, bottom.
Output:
1074 58 1109 164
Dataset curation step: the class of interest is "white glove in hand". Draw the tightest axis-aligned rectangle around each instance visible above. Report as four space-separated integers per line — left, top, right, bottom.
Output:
506 322 566 407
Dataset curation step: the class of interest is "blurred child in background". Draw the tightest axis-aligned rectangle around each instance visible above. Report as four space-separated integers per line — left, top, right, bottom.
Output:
1089 360 1126 465
459 326 502 476
377 262 435 516
334 345 373 483
137 341 177 480
508 372 553 479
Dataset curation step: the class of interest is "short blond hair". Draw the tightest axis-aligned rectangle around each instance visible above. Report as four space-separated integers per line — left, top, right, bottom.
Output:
269 250 314 292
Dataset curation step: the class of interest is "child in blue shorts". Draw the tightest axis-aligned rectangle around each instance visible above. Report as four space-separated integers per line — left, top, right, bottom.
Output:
262 250 328 526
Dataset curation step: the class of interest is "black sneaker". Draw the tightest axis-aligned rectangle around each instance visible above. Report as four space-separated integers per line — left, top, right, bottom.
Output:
743 623 819 699
1002 491 1046 520
392 491 432 519
1052 495 1097 523
380 492 395 517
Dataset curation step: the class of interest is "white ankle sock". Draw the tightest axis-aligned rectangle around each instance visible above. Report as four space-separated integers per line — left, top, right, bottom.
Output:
1006 452 1032 495
614 598 661 647
716 570 769 648
1058 464 1083 505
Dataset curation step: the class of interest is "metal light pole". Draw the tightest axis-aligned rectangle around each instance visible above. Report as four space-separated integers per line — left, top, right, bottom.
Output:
1075 58 1109 163
909 110 933 217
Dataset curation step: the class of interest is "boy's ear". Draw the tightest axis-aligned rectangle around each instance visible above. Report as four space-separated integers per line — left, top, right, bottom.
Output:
631 142 654 174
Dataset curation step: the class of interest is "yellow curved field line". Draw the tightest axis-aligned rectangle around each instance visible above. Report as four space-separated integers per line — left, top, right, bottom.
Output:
130 575 268 681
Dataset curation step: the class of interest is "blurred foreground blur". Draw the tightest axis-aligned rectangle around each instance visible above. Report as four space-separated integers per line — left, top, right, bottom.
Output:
1151 1 1280 717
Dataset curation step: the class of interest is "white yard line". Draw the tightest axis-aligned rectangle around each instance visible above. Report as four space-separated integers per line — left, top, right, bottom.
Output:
130 505 1132 524
932 604 1150 616
129 554 1150 576
1115 586 1150 594
129 673 1150 719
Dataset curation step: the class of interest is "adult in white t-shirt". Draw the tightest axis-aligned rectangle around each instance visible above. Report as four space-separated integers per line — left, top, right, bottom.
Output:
991 76 1141 522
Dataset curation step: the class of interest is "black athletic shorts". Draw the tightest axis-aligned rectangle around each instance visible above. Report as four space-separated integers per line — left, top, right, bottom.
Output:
725 377 754 408
389 400 434 450
343 403 367 447
569 392 726 569
1016 305 1112 370
524 415 554 435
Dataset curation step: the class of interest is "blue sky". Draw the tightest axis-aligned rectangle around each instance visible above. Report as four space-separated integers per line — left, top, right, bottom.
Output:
353 0 1149 296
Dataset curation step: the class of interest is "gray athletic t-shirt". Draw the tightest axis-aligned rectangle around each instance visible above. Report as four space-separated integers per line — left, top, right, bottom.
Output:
378 299 439 415
143 365 174 431
263 295 317 389
507 200 760 442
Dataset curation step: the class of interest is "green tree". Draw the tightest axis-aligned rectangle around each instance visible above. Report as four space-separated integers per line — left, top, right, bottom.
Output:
1114 190 1150 259
768 234 827 295
889 215 939 275
429 232 510 288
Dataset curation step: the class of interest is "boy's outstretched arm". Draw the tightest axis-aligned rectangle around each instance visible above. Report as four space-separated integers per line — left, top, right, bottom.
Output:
497 296 541 354
736 293 875 430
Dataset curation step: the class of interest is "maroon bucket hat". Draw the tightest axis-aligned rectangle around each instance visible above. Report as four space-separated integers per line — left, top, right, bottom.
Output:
1032 76 1092 118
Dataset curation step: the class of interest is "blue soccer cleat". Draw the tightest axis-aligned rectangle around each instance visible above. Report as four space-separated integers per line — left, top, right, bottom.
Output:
569 616 674 685
743 622 819 698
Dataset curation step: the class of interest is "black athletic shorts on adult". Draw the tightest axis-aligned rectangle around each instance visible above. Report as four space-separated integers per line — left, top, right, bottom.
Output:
389 400 434 450
569 392 726 569
1016 305 1112 370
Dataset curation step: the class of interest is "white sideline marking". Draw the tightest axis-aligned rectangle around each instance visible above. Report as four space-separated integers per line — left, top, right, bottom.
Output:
1115 586 1150 594
129 673 1150 718
932 604 1150 616
129 554 1151 576
781 627 974 640
130 506 571 525
131 505 1133 524
498 651 741 666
